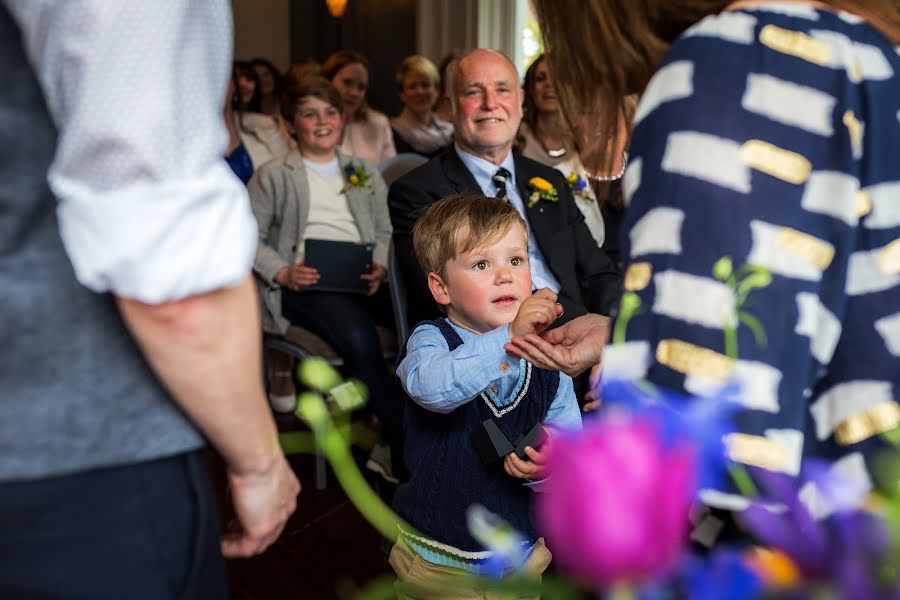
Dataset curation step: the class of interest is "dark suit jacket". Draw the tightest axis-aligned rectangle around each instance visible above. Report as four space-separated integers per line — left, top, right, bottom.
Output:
388 148 622 328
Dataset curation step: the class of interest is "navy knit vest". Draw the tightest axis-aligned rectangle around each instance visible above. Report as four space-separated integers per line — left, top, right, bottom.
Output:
394 319 559 553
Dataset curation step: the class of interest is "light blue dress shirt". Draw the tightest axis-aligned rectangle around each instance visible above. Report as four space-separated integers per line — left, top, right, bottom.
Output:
397 319 582 432
455 146 561 293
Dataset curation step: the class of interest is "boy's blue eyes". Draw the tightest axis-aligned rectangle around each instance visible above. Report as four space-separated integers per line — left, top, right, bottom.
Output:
471 257 524 270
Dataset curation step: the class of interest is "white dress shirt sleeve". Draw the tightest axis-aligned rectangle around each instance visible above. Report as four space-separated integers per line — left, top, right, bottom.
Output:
5 0 256 303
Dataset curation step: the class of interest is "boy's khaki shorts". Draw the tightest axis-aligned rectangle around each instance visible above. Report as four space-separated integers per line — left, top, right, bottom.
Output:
388 537 552 600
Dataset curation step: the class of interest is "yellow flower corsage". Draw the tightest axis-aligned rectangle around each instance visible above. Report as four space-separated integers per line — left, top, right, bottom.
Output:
342 162 371 192
527 177 559 208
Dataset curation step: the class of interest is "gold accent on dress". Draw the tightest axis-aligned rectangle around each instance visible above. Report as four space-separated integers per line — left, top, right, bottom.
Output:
624 262 653 291
655 339 733 379
834 401 900 446
775 227 835 271
740 140 812 185
843 110 863 157
856 189 872 218
878 238 900 275
849 62 863 83
724 433 788 472
760 24 832 66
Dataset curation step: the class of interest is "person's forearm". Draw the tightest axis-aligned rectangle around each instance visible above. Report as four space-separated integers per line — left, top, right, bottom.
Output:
116 275 280 475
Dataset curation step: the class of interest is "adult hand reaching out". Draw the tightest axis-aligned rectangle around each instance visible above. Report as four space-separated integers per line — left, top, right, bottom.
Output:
504 313 610 377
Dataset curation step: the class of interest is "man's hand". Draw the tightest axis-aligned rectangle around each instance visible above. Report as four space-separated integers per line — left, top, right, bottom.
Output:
360 263 387 296
508 288 563 339
275 262 319 292
504 313 610 377
221 453 301 557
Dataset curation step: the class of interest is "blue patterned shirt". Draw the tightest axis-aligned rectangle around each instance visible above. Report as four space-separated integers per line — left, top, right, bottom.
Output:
606 3 900 511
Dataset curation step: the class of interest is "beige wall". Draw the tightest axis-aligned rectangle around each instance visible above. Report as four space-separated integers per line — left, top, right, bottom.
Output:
231 0 291 69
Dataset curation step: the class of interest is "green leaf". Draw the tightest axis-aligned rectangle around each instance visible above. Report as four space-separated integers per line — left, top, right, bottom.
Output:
872 450 900 497
298 357 342 391
329 379 368 412
712 255 733 281
882 427 900 448
738 311 768 348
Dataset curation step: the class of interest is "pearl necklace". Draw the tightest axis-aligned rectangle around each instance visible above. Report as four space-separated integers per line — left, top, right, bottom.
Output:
584 152 628 182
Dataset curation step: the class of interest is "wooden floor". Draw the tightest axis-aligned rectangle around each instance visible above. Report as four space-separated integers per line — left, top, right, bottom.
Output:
212 412 395 600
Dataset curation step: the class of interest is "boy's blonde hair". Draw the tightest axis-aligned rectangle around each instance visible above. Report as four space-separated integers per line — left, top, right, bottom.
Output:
413 194 527 277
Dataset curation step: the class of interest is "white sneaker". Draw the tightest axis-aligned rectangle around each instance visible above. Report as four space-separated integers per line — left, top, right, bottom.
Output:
365 442 399 484
269 393 296 414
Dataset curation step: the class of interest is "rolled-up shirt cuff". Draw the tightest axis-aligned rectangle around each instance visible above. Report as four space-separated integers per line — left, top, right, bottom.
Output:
54 164 257 303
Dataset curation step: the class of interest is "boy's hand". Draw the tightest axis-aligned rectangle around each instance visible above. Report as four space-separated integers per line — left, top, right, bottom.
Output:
508 288 563 339
503 428 553 480
275 261 320 292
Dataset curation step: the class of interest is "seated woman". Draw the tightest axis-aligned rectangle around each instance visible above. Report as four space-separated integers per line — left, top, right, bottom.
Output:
519 53 631 259
225 61 291 182
323 50 396 167
249 77 403 479
390 55 453 159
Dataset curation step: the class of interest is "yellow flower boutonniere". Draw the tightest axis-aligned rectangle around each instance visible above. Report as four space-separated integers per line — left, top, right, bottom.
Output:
527 177 559 208
342 162 371 192
566 172 593 202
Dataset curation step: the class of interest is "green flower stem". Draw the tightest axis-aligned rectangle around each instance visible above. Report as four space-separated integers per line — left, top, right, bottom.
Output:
299 394 413 542
278 423 377 456
728 463 759 498
278 431 316 454
723 324 738 359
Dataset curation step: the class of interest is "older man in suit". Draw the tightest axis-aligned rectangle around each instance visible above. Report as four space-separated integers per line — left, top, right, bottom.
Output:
389 48 622 332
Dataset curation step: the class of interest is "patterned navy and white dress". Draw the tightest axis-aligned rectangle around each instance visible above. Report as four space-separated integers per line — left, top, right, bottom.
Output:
605 3 900 511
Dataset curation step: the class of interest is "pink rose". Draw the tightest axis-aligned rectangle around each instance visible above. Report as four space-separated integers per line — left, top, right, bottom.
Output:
536 417 696 587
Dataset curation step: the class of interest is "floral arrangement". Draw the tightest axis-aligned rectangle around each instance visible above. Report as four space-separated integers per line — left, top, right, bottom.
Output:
278 357 900 600
566 172 592 201
527 176 559 208
343 161 371 191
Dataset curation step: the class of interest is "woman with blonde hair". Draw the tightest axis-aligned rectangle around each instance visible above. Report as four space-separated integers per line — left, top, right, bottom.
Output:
390 55 454 159
512 0 900 502
323 49 396 166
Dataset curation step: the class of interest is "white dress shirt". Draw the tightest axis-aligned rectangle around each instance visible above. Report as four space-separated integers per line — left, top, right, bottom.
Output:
455 146 562 293
5 0 256 303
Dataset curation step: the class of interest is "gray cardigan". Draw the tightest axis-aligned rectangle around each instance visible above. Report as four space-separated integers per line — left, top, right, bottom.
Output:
248 150 392 334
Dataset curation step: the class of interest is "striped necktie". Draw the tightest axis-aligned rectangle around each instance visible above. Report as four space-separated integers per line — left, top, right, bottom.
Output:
492 167 511 200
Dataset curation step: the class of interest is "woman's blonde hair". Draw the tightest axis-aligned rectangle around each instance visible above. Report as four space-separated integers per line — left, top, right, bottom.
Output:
396 55 440 90
532 0 900 171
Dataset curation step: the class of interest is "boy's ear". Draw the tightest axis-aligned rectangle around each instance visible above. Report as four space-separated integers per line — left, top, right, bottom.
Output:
427 272 451 307
284 118 296 138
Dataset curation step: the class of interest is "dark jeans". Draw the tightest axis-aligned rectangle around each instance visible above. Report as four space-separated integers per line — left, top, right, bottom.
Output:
281 287 406 477
0 451 226 600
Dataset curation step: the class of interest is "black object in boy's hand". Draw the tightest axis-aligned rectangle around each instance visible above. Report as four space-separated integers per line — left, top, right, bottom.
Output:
471 420 548 464
513 423 548 461
471 419 515 465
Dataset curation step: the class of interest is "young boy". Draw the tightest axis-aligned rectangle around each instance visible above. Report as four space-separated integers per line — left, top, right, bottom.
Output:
390 193 582 597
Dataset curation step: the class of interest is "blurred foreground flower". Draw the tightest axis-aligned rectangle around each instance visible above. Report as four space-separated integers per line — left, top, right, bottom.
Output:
537 414 697 588
740 459 897 598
